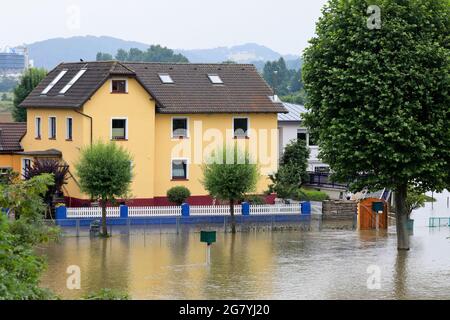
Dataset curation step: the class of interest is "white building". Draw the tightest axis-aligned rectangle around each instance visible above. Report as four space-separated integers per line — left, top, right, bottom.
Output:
278 102 351 200
278 102 329 172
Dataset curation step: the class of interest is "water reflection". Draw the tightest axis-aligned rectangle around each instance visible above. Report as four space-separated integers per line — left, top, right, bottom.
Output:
39 224 450 300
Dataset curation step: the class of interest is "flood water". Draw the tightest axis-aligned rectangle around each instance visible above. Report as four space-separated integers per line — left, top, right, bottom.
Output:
39 191 450 300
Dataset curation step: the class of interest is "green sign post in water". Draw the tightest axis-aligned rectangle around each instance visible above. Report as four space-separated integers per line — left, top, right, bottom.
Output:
200 231 216 265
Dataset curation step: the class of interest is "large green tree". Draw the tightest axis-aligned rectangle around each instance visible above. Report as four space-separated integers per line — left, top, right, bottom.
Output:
12 68 47 122
75 142 133 236
202 146 259 233
302 0 450 250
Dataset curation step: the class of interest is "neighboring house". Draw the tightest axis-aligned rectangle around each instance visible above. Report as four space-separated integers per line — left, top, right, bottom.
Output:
0 122 27 176
278 102 328 172
19 61 286 206
278 102 349 200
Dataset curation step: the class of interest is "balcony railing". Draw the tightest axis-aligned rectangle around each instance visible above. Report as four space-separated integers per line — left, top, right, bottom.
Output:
304 171 348 189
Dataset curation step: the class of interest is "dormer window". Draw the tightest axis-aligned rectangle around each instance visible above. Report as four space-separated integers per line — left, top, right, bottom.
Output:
111 79 127 93
208 74 223 84
159 73 174 84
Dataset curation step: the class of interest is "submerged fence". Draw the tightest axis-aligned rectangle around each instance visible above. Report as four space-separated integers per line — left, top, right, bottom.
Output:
56 202 320 227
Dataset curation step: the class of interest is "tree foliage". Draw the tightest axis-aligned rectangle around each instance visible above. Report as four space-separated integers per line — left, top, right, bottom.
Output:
302 0 450 249
23 158 69 218
268 139 309 199
97 45 189 63
75 142 133 235
202 146 259 233
0 174 59 300
12 68 47 122
167 186 191 205
263 57 303 97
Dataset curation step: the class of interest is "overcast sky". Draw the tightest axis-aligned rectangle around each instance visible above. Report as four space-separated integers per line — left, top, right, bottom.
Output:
0 0 328 55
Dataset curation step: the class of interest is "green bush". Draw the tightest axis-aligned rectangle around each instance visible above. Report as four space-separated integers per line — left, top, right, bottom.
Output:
83 288 129 300
167 186 191 205
295 188 329 202
242 194 266 205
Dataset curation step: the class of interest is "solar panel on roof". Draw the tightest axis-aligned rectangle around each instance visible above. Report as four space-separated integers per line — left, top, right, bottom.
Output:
59 68 87 94
41 69 68 95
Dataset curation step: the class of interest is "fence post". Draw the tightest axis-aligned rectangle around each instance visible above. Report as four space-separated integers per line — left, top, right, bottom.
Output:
56 205 67 219
181 203 190 217
120 205 128 218
301 201 311 215
242 202 250 216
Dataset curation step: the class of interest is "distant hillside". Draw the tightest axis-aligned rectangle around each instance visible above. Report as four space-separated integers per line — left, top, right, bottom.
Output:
19 36 301 71
25 36 149 69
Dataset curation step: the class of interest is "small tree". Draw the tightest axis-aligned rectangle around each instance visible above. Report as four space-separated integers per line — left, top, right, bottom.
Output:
202 146 259 233
406 185 434 218
12 68 47 122
23 158 69 218
75 142 133 236
268 139 309 199
167 186 191 205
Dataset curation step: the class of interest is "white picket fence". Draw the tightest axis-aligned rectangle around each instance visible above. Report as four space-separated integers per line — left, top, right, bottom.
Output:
66 207 120 218
250 204 299 215
65 203 321 218
190 205 242 216
129 206 180 217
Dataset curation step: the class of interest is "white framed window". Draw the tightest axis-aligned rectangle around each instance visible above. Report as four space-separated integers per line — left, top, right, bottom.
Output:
111 117 128 140
111 79 128 93
21 158 31 179
66 117 73 140
207 74 223 84
171 117 189 138
297 129 307 143
35 117 41 139
233 117 249 138
48 116 57 139
158 73 174 84
171 159 188 180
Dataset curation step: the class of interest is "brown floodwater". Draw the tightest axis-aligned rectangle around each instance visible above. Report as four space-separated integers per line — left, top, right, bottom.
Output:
39 191 450 300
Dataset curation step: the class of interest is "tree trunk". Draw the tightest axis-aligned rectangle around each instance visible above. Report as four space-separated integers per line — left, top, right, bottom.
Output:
230 198 236 234
101 198 108 237
394 184 409 250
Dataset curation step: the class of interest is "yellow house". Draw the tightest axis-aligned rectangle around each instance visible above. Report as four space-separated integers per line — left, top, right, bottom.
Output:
19 61 286 206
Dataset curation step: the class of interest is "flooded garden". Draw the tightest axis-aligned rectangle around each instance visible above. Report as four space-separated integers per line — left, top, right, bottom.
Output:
39 191 450 300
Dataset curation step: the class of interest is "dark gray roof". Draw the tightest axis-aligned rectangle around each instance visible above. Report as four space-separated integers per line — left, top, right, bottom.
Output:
21 61 287 114
277 102 307 122
0 122 26 153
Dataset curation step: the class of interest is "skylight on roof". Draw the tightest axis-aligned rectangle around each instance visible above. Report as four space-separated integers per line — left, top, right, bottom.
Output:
158 73 174 84
59 68 87 94
41 69 68 95
208 74 223 84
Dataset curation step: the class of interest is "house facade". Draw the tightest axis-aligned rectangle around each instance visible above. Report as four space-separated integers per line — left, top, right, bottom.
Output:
18 61 286 206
